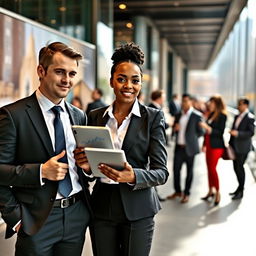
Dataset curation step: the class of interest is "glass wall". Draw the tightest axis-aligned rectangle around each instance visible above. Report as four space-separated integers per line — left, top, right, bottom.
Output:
0 0 93 42
190 0 256 113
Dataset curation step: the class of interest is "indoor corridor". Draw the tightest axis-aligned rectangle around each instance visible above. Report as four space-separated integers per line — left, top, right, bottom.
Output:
1 143 256 256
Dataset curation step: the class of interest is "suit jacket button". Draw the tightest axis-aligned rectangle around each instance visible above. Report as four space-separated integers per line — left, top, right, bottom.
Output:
50 198 54 202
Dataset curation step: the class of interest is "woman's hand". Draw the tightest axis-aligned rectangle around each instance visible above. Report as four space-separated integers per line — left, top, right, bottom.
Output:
98 162 136 183
73 147 91 174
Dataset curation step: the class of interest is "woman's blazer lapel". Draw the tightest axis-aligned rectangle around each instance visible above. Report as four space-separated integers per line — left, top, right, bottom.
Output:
122 105 145 154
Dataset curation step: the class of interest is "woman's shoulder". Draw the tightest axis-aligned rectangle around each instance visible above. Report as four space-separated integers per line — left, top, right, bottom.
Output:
89 105 109 117
140 103 162 115
219 112 227 120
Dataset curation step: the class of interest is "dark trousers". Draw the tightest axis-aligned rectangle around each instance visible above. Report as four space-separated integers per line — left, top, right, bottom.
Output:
91 184 155 256
173 145 195 196
15 200 90 256
233 153 248 192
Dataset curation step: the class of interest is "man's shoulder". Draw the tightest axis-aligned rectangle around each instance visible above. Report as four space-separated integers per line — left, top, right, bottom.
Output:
247 112 255 120
1 94 35 112
66 101 83 114
89 105 108 116
191 109 202 118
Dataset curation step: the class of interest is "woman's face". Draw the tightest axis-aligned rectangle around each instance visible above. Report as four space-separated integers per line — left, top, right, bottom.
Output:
110 62 142 105
208 100 216 112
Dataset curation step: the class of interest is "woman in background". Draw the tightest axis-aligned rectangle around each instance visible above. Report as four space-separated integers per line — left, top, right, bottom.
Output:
75 43 168 256
199 95 227 206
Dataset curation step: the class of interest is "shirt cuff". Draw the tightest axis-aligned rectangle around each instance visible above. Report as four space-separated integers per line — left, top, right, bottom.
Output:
40 164 45 186
13 220 21 232
127 182 135 186
83 170 94 178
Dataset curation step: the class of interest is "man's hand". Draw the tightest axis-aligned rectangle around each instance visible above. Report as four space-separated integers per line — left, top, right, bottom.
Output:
199 121 212 134
230 129 238 137
173 123 180 132
42 151 68 180
98 162 136 183
73 148 91 174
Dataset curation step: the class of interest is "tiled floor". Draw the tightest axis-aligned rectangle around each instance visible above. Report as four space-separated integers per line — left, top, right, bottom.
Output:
1 145 256 256
151 146 256 256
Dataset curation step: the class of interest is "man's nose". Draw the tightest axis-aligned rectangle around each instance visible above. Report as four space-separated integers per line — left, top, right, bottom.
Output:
61 73 70 84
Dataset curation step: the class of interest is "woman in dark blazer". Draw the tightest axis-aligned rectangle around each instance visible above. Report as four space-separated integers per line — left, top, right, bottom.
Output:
199 95 227 205
75 43 168 256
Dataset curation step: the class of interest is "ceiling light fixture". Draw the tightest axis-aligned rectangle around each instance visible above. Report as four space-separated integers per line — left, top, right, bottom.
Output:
126 22 133 29
119 3 127 10
59 6 67 12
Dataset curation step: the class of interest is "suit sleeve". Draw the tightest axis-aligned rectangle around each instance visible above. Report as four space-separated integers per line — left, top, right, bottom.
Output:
237 116 255 139
133 111 169 190
0 107 41 229
196 114 204 137
0 108 41 187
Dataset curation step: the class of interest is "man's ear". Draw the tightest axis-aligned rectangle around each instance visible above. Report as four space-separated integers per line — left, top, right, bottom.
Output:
37 65 46 79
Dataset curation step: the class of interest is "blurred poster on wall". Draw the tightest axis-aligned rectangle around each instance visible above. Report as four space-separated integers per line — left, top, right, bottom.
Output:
0 8 95 108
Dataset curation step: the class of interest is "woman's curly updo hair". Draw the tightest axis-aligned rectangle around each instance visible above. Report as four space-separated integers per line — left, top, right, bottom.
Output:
110 42 145 79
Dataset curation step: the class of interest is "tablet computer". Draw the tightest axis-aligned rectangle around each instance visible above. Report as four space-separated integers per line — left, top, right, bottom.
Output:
84 147 127 178
72 125 114 149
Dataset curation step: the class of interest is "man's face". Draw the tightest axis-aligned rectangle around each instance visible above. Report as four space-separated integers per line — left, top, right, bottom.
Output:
237 100 248 113
92 90 100 101
181 96 192 111
38 52 78 104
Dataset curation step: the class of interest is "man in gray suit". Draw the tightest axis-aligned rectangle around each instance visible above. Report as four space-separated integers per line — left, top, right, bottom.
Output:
0 42 91 255
167 94 204 203
229 97 255 200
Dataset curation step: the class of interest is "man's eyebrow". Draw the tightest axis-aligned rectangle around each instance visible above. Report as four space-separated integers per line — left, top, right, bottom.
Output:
54 68 77 74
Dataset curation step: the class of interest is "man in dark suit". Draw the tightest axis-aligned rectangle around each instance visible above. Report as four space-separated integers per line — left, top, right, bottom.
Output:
169 93 180 116
148 90 169 201
167 93 204 203
85 88 106 115
229 97 255 200
0 42 91 255
148 89 169 132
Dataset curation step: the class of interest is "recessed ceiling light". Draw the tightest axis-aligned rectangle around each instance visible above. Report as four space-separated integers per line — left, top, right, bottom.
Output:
126 22 133 29
119 3 127 10
59 6 67 12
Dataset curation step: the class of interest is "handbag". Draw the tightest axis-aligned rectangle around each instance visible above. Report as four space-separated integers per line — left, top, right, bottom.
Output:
222 145 236 160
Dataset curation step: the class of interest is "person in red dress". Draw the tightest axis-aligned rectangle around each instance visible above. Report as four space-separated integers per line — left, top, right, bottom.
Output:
199 95 227 206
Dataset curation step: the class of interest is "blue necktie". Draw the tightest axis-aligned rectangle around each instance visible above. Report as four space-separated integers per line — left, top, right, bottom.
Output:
52 106 72 197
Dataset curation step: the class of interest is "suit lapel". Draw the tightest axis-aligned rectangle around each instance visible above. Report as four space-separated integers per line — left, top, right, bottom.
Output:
99 112 109 126
122 106 144 153
185 112 193 133
237 113 248 129
95 108 110 126
65 103 77 125
232 115 239 129
25 94 54 156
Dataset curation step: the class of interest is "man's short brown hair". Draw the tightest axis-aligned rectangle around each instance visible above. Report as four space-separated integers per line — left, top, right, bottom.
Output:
151 90 164 101
39 42 83 70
